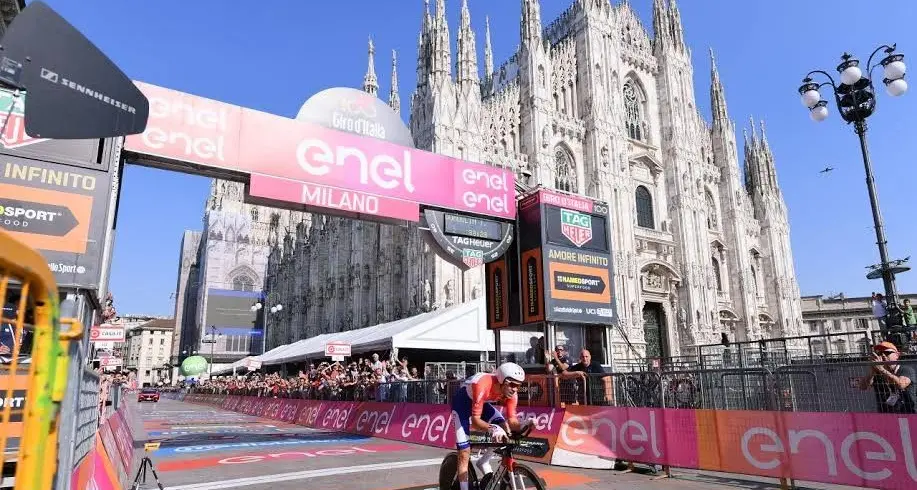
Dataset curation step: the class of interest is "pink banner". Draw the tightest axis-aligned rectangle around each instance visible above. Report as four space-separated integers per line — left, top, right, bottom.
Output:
553 406 698 469
126 82 515 220
249 174 421 223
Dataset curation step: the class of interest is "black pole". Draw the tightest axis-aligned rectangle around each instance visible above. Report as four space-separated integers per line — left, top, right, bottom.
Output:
854 120 902 326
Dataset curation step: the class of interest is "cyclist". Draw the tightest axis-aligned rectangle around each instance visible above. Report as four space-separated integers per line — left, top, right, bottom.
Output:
450 362 531 490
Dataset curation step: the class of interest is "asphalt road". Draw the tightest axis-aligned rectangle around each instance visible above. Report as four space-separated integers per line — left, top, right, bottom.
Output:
133 398 859 490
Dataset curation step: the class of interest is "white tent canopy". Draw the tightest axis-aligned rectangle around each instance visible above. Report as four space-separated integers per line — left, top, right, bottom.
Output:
256 298 490 366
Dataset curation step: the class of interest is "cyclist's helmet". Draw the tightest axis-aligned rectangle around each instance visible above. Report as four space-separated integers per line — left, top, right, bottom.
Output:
496 362 525 384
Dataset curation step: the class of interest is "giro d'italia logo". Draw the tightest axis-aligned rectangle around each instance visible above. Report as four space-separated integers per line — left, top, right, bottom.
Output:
0 92 47 149
462 248 484 268
560 209 593 248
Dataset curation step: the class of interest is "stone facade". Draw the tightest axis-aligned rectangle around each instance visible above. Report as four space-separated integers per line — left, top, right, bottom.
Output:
199 0 803 362
800 293 917 355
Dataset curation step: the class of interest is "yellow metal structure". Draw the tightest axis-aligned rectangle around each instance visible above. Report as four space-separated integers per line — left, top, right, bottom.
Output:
0 228 83 489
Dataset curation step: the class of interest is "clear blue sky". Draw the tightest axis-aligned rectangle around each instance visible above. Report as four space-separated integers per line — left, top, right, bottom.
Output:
40 0 917 316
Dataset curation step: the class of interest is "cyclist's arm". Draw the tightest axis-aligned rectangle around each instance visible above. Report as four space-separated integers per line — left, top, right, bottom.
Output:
470 381 497 431
503 396 524 432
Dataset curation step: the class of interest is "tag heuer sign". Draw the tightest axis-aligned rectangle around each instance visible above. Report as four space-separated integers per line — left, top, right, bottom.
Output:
560 209 593 247
422 209 514 271
0 92 47 149
462 248 484 268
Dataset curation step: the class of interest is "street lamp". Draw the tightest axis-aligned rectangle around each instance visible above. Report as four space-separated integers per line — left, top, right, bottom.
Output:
799 44 909 330
251 301 282 355
201 325 221 378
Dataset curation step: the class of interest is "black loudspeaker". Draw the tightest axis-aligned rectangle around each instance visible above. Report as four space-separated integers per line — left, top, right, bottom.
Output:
0 1 149 139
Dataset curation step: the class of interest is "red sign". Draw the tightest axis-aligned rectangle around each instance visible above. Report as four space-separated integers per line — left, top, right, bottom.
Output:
125 82 516 220
324 342 352 357
249 173 419 222
90 323 125 342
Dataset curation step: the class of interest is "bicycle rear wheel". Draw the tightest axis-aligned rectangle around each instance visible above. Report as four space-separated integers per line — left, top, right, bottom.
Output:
438 453 480 490
504 463 547 490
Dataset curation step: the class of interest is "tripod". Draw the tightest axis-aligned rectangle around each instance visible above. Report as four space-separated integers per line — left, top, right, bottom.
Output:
132 456 164 490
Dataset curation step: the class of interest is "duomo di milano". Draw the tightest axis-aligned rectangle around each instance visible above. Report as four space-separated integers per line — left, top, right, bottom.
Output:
184 0 803 363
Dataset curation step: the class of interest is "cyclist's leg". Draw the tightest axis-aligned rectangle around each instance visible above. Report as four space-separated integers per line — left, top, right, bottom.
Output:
450 388 473 489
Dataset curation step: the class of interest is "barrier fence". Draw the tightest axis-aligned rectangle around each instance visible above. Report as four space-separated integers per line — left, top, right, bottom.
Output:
194 358 916 414
69 395 137 490
172 388 917 490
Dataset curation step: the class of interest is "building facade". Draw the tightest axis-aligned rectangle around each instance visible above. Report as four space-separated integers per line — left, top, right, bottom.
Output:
124 318 174 387
800 293 917 356
191 0 803 364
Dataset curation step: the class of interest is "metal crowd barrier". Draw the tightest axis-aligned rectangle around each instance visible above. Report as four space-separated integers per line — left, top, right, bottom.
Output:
0 228 84 490
192 356 917 415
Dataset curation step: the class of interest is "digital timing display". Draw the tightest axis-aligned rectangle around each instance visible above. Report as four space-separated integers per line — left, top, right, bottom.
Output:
444 213 504 241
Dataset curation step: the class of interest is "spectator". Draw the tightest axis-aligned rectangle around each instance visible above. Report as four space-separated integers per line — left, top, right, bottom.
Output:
546 344 570 374
858 342 916 413
872 293 887 328
902 298 916 326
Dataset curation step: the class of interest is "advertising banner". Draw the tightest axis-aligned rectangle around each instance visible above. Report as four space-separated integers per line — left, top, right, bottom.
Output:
124 82 515 221
0 91 107 170
180 393 917 489
0 154 112 288
249 172 420 223
520 248 545 324
544 244 615 324
90 322 126 343
485 256 509 329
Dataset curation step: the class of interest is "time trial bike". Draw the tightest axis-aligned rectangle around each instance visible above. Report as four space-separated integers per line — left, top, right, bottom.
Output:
438 425 547 490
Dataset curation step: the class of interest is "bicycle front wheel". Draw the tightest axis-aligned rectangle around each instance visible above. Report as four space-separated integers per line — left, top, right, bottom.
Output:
504 463 547 490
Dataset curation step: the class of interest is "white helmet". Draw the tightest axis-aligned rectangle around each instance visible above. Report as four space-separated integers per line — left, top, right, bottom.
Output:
496 362 525 384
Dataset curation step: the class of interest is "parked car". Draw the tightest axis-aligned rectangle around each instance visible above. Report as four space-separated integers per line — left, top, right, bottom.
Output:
137 388 160 403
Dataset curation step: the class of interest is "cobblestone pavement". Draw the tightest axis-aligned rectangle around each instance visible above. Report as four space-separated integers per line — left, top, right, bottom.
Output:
135 399 861 490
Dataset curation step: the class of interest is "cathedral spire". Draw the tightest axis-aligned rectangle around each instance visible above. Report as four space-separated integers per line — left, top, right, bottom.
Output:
484 15 494 80
431 0 452 80
652 0 670 53
363 36 378 97
709 48 730 128
455 0 479 86
416 0 433 87
389 50 401 114
521 0 542 45
668 0 687 52
759 119 778 190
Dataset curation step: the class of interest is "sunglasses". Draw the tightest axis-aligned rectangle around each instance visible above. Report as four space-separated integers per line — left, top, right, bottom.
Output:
506 382 522 389
881 350 897 356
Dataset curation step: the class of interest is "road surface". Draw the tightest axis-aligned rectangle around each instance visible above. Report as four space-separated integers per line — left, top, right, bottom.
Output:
133 398 856 490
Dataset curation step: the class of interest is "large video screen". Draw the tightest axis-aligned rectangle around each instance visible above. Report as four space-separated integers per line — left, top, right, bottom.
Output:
204 288 261 336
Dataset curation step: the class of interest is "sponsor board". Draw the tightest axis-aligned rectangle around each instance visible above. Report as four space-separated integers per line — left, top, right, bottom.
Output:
248 173 420 223
0 91 108 170
90 322 125 343
0 155 112 288
544 245 614 324
295 86 415 148
520 248 544 323
125 82 515 221
485 257 509 329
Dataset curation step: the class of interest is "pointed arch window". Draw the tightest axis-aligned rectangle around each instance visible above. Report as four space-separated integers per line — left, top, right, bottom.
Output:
705 190 718 230
623 80 646 142
712 257 723 292
635 185 655 229
554 146 578 193
250 207 259 222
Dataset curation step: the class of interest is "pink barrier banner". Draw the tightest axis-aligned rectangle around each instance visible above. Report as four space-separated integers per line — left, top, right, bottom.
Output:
552 406 698 469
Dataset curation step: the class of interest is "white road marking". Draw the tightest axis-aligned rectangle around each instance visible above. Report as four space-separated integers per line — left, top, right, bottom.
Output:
164 458 443 490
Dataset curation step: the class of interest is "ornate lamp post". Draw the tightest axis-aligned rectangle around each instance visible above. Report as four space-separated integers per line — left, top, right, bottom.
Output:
251 300 282 355
799 44 909 329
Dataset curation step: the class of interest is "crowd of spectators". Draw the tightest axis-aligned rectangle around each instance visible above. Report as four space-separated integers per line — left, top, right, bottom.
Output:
193 353 452 403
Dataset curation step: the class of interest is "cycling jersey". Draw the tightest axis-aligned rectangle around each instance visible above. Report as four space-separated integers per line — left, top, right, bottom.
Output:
450 373 518 450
